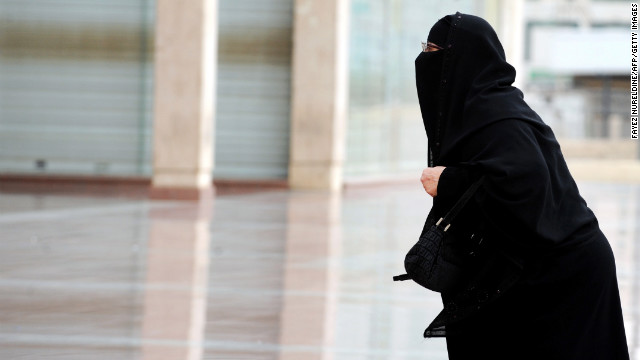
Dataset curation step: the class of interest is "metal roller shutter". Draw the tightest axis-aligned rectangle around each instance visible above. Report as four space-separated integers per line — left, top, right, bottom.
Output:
0 0 154 176
214 0 293 180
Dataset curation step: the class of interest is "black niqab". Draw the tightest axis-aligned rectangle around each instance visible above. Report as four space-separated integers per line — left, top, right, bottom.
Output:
415 12 596 250
417 13 543 164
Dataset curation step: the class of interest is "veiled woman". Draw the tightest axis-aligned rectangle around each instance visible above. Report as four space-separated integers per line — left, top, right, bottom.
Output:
415 12 629 359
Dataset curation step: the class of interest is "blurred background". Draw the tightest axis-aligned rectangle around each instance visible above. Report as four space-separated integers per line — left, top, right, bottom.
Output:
0 0 638 359
0 0 637 188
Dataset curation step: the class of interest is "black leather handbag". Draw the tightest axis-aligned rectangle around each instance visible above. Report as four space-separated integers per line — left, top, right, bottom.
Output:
393 175 486 293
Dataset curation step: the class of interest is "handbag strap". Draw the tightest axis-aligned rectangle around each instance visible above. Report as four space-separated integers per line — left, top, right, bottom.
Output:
436 175 485 231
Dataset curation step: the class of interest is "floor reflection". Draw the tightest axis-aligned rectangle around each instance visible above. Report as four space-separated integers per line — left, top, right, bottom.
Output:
0 181 637 359
141 201 211 360
277 191 341 360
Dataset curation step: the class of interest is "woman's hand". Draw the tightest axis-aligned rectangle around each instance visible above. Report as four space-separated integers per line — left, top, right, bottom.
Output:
420 166 446 197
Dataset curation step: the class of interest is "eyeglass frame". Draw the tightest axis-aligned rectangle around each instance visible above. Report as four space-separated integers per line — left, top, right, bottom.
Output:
421 41 444 52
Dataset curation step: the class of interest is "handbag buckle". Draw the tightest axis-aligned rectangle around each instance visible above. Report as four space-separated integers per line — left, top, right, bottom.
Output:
435 217 451 232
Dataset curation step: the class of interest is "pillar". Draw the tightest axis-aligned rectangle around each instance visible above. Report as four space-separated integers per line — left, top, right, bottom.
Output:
288 0 350 191
151 0 217 200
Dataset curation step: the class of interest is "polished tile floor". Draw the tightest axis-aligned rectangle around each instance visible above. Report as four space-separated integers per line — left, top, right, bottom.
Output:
0 181 638 360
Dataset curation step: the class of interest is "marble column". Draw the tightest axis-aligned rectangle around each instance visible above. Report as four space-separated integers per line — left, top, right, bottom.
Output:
288 0 350 191
151 0 217 200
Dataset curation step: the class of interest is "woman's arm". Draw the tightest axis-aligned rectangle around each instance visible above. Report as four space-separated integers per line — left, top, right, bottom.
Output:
422 165 484 225
422 165 480 199
458 119 597 251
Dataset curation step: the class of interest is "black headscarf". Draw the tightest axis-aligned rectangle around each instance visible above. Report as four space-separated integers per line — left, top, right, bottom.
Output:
416 12 599 250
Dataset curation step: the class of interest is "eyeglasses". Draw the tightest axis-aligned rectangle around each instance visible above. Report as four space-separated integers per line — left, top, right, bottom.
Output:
421 41 443 52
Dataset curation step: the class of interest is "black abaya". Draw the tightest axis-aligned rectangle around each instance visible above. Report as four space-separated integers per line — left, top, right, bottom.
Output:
414 12 630 359
444 227 628 360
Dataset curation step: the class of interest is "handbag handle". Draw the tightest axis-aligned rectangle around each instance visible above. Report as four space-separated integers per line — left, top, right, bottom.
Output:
392 174 486 282
435 175 485 232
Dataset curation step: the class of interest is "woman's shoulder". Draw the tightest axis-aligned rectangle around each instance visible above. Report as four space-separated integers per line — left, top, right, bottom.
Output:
473 118 556 143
